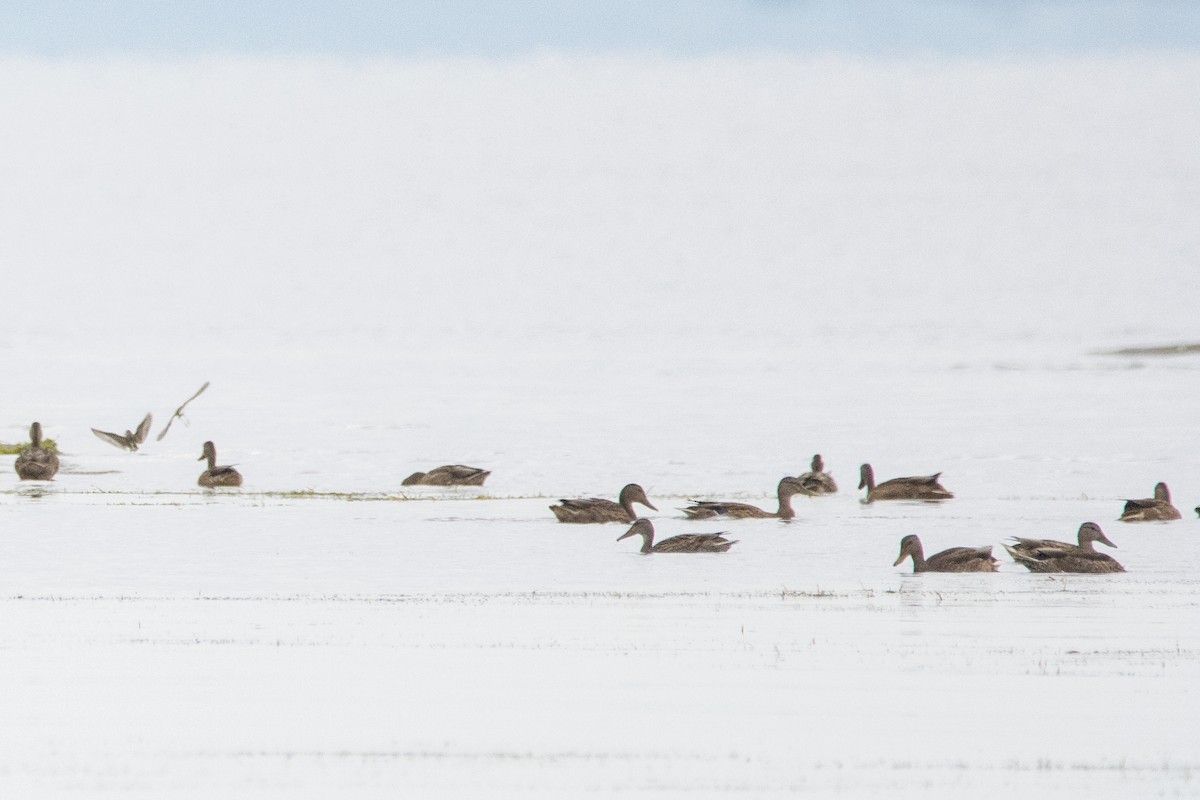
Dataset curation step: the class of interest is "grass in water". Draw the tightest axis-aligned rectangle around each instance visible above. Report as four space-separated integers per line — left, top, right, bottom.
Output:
0 439 59 455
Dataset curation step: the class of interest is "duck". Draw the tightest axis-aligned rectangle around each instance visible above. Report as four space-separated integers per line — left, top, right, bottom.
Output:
550 483 656 523
892 534 998 573
197 441 243 488
91 413 153 452
859 463 953 502
682 477 808 520
402 465 490 486
15 422 59 480
1004 522 1124 573
617 519 737 553
1118 482 1181 521
795 454 837 495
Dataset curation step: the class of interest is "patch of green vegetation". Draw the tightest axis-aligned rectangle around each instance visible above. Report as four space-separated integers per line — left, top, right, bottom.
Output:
0 439 58 455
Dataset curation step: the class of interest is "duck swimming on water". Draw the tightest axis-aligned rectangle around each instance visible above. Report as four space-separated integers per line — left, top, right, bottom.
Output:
402 465 490 486
859 464 953 502
15 422 59 480
893 534 997 573
1004 522 1124 573
795 454 837 495
617 519 737 553
682 477 808 520
198 441 242 488
550 483 656 523
1118 482 1181 522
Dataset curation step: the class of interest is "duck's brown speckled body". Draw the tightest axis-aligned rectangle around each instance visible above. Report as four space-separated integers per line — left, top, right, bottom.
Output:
893 534 997 573
795 454 837 495
617 519 737 553
1005 522 1124 573
402 465 490 486
682 477 808 520
550 483 656 523
15 422 59 481
198 441 243 488
859 464 953 502
1118 482 1181 522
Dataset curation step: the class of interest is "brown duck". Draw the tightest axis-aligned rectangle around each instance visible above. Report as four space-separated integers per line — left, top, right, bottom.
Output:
1004 522 1124 573
15 422 59 480
550 483 656 523
617 519 737 553
402 465 490 486
795 454 837 495
198 441 243 488
682 477 808 520
893 534 998 573
859 463 953 502
1118 482 1181 522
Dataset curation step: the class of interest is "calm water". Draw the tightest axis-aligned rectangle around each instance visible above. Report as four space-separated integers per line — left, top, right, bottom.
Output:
1 54 1199 797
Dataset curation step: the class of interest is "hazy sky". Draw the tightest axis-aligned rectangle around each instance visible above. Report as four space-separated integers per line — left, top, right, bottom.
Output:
2 1 1200 58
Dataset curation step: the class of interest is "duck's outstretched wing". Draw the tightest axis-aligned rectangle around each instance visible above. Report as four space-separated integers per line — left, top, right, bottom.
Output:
92 427 133 451
157 382 210 441
133 413 153 446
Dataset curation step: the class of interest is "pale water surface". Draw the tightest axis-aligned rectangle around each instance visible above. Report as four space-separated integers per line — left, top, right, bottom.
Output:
1 55 1199 797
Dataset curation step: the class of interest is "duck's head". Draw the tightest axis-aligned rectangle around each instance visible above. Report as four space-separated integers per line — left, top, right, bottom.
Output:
777 476 807 498
619 483 657 512
617 519 654 542
893 534 922 566
199 441 216 461
1078 522 1116 549
858 463 874 490
1154 482 1171 502
811 454 825 473
29 421 43 447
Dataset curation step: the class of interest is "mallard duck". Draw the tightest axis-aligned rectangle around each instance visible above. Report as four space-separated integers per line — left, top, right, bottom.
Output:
893 534 998 573
859 463 953 502
197 441 242 488
550 483 656 523
1004 522 1124 573
15 422 59 480
682 477 808 520
617 519 737 553
795 454 837 495
1118 482 1181 521
402 465 490 486
91 413 152 452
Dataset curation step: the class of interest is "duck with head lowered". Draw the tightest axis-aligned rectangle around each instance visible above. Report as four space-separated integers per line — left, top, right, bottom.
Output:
402 465 490 486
